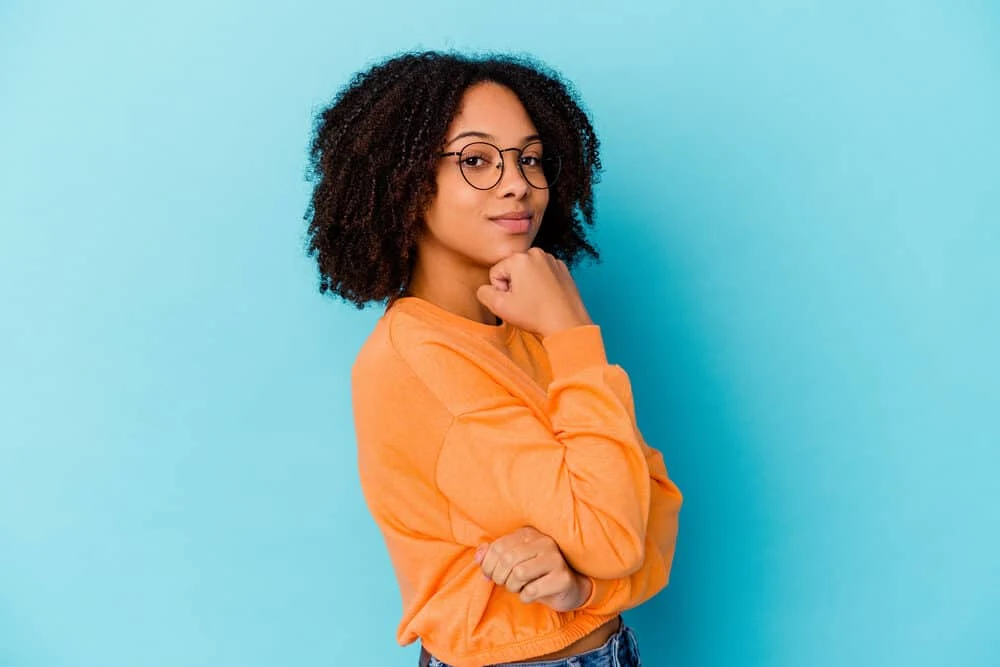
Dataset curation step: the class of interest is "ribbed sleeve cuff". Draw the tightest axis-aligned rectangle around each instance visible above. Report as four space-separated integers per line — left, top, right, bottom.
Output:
579 576 620 613
542 325 608 379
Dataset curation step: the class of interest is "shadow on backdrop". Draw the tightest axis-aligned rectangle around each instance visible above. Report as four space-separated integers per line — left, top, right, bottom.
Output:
578 206 773 666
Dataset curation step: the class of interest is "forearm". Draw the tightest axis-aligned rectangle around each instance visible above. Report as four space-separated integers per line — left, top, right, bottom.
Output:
576 468 682 615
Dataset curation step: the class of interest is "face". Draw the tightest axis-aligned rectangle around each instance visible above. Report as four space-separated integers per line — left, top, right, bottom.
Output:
420 82 550 273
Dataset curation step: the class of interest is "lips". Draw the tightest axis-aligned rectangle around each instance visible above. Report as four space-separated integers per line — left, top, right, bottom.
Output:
490 211 533 234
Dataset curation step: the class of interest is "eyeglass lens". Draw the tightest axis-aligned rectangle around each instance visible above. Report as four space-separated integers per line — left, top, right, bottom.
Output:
457 142 559 190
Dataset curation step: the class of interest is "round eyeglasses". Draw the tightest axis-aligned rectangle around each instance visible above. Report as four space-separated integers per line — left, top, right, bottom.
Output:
438 141 561 191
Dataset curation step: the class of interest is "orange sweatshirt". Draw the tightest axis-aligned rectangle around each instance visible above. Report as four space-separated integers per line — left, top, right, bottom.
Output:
351 296 683 667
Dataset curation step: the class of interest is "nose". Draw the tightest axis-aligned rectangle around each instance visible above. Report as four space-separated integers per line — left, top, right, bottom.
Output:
496 153 530 198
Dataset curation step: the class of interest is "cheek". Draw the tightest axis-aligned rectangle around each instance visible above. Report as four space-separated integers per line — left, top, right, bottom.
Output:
536 189 550 214
434 169 481 210
424 183 485 243
426 175 466 228
533 190 550 226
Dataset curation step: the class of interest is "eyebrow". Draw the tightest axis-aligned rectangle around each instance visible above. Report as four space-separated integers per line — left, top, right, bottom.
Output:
446 130 542 145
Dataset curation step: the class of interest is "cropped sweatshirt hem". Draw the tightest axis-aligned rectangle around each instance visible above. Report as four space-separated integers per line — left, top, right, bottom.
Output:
429 612 620 667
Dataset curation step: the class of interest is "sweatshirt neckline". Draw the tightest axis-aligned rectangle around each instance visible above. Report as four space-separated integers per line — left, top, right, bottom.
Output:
390 296 514 343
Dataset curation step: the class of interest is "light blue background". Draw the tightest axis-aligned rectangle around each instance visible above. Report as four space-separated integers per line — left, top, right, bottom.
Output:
1 1 997 665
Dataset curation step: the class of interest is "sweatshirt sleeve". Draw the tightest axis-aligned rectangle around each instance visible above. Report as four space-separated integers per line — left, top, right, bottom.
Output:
576 434 682 615
430 325 652 580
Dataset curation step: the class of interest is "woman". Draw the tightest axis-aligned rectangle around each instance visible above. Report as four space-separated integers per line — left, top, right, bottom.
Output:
305 51 682 667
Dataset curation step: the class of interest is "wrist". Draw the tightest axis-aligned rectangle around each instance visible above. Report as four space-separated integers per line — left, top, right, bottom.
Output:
539 313 593 338
573 573 593 610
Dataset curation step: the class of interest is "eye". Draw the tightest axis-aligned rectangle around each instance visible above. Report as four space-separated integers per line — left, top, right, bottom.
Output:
462 156 488 168
460 149 497 169
519 155 543 167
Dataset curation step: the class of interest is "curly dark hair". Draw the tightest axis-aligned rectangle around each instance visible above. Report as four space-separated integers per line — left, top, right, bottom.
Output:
304 51 602 308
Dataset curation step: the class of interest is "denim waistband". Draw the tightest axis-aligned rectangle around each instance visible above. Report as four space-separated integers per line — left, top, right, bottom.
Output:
426 621 642 667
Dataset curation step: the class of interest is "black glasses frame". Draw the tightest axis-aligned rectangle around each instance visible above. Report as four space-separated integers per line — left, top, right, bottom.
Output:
438 140 561 191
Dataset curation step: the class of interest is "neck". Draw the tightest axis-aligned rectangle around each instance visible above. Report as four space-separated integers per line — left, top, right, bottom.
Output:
407 251 496 326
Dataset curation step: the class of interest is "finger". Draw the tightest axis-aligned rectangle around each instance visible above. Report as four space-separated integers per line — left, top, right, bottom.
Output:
518 568 575 605
499 528 558 592
489 547 537 587
503 554 553 595
478 527 550 584
481 542 537 587
488 257 514 287
479 540 510 581
474 544 487 564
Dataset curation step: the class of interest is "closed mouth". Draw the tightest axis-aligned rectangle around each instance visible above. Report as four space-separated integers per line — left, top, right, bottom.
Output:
489 211 533 221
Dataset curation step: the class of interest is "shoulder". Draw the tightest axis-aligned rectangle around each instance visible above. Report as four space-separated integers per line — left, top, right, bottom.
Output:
350 309 435 406
351 307 448 386
352 307 509 416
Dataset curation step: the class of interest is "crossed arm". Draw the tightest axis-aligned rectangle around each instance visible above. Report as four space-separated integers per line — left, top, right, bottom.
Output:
430 326 682 615
474 432 681 616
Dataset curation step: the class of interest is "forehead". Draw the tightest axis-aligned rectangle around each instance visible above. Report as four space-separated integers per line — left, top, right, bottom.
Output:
446 82 539 143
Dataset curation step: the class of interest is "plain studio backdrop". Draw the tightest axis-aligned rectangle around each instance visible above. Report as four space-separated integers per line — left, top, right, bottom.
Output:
1 1 997 666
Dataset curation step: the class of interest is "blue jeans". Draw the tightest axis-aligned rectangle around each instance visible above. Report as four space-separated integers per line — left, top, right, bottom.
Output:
425 622 642 667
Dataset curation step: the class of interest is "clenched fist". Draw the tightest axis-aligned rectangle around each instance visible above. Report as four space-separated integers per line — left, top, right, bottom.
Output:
476 248 593 338
475 526 593 613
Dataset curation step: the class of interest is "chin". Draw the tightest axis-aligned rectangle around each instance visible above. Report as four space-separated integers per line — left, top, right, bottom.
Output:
494 240 533 260
470 235 537 268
